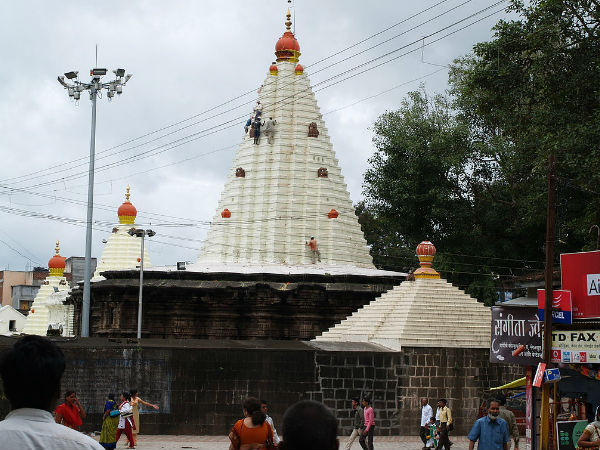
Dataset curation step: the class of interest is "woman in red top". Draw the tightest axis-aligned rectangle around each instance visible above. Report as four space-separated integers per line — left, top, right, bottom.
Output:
55 390 86 430
228 397 275 450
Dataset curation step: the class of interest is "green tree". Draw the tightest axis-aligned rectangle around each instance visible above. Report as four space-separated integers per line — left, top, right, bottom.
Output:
449 0 600 253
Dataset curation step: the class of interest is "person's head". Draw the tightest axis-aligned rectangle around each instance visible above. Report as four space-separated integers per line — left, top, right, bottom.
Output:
243 397 266 426
496 394 507 406
421 398 428 406
269 117 273 120
429 416 436 424
64 390 76 405
260 399 269 415
311 236 314 240
280 400 338 450
437 399 447 408
130 389 138 398
362 397 371 408
121 391 131 402
487 399 500 420
0 335 65 411
351 397 360 409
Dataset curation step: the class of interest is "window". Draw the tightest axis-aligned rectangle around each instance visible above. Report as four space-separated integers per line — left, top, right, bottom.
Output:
9 320 16 332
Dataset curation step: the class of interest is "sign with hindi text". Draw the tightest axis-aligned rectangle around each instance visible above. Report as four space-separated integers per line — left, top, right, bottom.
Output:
490 306 542 365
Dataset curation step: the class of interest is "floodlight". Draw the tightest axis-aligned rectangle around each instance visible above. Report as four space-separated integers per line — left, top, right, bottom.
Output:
107 90 114 99
57 76 68 87
177 262 186 270
124 74 132 83
73 91 80 100
146 230 156 237
90 68 107 76
64 71 79 80
116 84 123 94
68 87 75 97
114 68 125 77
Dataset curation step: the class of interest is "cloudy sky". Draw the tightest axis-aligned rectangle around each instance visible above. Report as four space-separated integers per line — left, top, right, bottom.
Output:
0 0 513 270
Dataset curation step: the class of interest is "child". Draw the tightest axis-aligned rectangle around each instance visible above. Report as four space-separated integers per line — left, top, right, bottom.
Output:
426 416 438 449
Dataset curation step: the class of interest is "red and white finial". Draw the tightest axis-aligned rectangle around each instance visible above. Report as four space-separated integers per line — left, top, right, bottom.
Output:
414 240 440 279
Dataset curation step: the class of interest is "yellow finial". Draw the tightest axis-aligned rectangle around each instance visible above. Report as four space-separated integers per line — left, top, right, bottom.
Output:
285 9 292 31
125 185 131 202
55 240 60 255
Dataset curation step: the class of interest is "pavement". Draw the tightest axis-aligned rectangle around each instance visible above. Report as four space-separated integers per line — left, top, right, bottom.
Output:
109 435 472 450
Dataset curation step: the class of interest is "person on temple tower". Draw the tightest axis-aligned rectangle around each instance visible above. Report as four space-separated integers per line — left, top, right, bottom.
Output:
253 101 263 120
253 118 262 145
244 116 252 134
264 117 276 144
305 237 321 264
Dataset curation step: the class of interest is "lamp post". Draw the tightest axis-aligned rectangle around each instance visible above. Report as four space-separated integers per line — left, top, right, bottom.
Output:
58 68 132 337
128 228 155 339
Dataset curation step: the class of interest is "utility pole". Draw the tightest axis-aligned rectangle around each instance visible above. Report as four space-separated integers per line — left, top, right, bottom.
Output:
58 68 132 337
541 154 557 450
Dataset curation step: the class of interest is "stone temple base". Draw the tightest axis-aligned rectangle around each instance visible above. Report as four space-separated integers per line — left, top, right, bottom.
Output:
67 270 402 339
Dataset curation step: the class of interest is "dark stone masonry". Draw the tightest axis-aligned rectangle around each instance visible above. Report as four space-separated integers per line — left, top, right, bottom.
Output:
67 270 401 340
0 337 521 436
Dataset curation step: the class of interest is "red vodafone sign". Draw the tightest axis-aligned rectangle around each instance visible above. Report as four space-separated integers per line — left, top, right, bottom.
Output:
560 250 600 319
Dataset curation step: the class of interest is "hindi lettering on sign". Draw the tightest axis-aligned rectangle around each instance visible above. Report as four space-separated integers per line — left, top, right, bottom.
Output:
491 306 543 365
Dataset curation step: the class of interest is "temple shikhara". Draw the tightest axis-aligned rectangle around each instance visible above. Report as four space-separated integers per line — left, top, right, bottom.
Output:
66 11 402 339
195 10 375 272
92 185 152 281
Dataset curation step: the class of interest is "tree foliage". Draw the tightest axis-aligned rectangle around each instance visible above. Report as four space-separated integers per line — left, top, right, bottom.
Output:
360 0 600 304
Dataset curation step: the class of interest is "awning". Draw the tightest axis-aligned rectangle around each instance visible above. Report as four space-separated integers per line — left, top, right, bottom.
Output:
490 377 526 390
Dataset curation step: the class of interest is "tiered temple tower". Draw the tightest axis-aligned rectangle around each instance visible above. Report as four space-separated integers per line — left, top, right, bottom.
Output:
22 241 73 336
93 186 151 280
196 10 374 270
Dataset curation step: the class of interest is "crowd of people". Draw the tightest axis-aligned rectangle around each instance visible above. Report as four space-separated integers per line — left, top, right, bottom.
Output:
2 335 599 450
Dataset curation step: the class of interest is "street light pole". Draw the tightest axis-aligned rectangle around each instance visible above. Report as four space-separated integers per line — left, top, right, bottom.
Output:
58 68 132 337
128 228 155 339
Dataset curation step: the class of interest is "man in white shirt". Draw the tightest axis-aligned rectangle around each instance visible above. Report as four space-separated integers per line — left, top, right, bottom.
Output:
420 398 434 450
0 335 103 450
261 400 281 446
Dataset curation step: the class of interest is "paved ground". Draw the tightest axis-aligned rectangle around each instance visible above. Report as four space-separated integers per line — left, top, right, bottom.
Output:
107 435 472 450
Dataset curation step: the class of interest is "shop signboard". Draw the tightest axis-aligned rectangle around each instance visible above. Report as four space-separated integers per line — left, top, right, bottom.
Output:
551 330 600 363
560 250 600 319
556 420 588 450
490 306 542 365
537 289 572 324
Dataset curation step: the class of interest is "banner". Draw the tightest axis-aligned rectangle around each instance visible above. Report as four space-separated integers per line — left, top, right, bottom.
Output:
490 306 542 365
550 330 600 363
537 289 572 324
560 250 600 319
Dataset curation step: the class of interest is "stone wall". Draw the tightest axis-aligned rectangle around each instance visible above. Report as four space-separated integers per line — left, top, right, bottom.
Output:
0 337 521 436
68 270 400 340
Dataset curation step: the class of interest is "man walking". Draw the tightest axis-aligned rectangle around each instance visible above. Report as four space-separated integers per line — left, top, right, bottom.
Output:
497 395 519 450
346 397 364 450
436 399 453 450
261 400 281 447
420 398 434 450
359 397 375 450
468 399 510 450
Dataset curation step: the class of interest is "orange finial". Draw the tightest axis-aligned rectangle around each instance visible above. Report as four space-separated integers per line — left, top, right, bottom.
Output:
413 240 440 279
